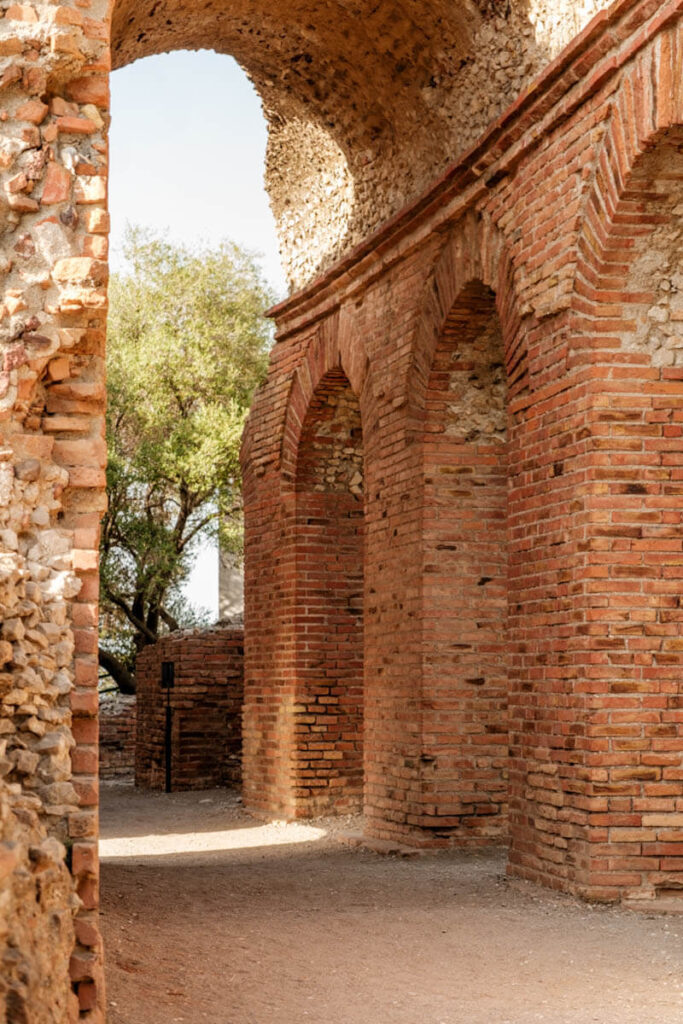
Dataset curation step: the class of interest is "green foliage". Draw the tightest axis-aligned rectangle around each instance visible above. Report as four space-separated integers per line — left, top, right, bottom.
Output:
100 227 274 691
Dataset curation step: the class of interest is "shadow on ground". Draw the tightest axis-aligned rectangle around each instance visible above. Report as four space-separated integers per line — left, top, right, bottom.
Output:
100 782 683 1024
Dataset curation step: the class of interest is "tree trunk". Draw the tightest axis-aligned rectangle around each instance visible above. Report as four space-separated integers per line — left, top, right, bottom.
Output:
99 647 136 695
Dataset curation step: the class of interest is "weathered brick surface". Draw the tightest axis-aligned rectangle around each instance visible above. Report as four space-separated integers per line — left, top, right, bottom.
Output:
418 282 509 841
98 695 135 778
135 627 244 791
243 2 683 887
292 371 364 815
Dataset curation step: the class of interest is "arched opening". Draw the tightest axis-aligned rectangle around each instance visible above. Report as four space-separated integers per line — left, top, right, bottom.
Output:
293 368 365 816
420 281 509 842
96 51 278 790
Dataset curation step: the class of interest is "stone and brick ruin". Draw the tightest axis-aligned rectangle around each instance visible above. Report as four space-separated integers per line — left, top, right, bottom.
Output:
2 0 683 1019
99 627 245 787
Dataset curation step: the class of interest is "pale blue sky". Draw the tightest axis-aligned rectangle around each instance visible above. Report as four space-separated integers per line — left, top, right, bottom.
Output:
110 50 284 618
110 50 286 293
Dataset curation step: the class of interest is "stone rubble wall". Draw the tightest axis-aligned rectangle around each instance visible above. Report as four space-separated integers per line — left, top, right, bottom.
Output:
0 782 79 1024
0 0 110 1018
98 694 135 779
268 0 608 289
135 626 244 792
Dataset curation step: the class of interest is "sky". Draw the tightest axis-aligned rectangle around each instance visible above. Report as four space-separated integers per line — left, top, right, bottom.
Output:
109 50 285 619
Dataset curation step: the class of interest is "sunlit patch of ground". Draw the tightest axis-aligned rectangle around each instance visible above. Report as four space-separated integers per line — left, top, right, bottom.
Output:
100 821 327 859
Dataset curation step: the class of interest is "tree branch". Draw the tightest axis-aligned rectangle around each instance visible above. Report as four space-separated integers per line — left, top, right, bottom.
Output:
160 607 181 632
177 509 221 551
103 587 158 643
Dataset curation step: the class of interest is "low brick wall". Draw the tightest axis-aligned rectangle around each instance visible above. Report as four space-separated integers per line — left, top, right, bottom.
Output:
99 695 136 778
135 625 244 791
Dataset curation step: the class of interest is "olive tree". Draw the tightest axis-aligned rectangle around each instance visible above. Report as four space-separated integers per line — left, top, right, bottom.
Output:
100 228 274 692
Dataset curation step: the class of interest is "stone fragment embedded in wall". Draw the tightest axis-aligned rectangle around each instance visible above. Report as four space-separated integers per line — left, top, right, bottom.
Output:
443 312 506 442
296 384 364 496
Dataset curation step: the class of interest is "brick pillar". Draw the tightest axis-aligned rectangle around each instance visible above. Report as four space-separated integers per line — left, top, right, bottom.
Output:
506 322 598 895
242 461 300 818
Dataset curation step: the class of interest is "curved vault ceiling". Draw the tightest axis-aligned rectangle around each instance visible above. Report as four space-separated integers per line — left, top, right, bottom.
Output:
111 0 484 153
109 0 607 290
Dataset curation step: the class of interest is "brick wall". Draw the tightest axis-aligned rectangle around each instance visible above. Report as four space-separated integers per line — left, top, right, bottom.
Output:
243 1 683 896
98 695 136 779
135 626 244 791
419 282 509 842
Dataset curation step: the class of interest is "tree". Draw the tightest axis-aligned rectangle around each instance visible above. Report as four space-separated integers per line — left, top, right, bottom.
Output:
100 228 275 693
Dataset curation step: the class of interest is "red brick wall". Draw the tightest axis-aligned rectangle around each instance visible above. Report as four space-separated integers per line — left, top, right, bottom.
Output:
243 2 683 899
99 695 136 778
135 626 244 791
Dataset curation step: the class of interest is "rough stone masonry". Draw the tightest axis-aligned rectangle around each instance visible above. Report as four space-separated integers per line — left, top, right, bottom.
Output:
0 0 682 1020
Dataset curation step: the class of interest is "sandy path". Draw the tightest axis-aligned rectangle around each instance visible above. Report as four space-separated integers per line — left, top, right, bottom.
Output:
99 782 683 1024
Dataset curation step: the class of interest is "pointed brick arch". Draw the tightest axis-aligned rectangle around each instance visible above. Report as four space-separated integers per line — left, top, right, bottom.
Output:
574 23 683 314
405 211 527 424
280 317 374 492
243 318 377 821
561 28 683 901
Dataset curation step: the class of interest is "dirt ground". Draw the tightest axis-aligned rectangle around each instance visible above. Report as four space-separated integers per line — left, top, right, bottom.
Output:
100 781 683 1024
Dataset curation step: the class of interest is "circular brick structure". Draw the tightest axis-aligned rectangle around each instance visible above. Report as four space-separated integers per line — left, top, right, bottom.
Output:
135 626 244 792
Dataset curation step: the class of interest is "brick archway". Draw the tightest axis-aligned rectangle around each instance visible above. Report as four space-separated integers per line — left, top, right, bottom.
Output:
405 211 527 421
292 366 365 815
242 319 377 822
280 318 374 493
417 279 511 843
560 36 683 899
